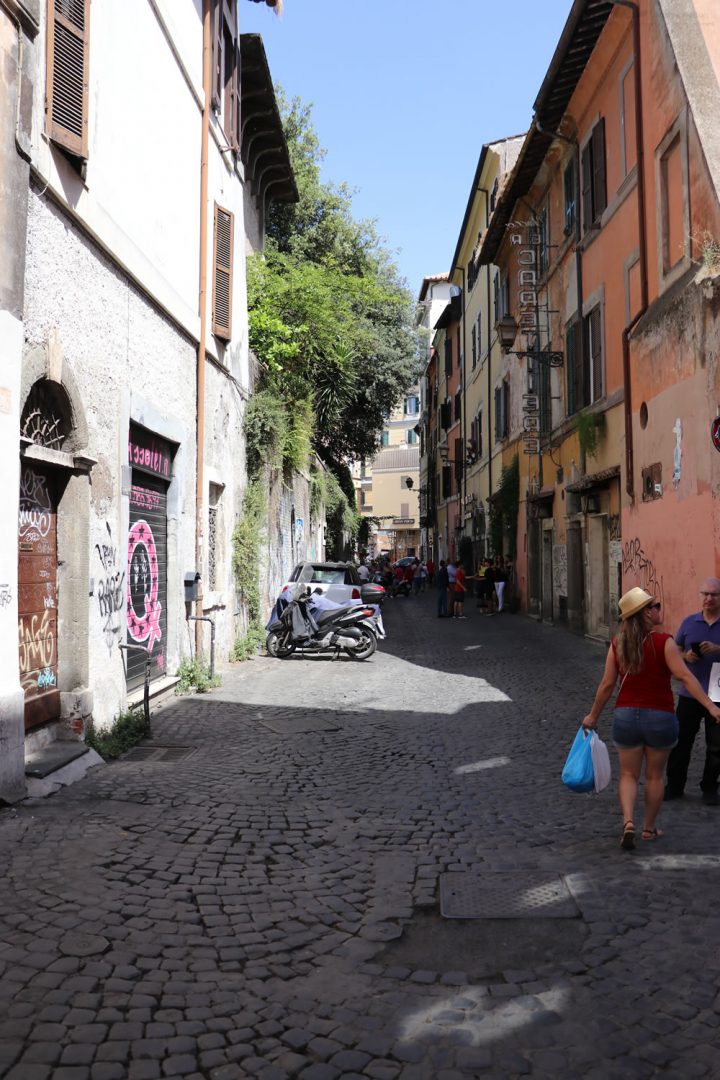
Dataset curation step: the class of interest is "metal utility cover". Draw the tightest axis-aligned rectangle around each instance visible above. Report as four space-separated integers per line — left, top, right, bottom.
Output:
121 745 196 764
440 872 579 919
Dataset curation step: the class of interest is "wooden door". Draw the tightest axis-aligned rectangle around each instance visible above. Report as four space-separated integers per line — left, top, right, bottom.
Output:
18 464 60 730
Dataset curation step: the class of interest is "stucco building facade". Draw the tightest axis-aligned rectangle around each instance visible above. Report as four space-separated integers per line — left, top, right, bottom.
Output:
1 0 295 802
478 0 720 638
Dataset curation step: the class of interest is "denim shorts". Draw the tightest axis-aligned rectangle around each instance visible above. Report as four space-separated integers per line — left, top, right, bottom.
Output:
612 707 679 750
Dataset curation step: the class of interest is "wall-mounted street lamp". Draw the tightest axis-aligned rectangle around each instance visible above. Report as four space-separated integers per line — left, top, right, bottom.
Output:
496 314 564 368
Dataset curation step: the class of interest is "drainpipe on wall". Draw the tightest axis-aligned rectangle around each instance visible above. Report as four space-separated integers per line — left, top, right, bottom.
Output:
195 0 211 654
612 0 648 501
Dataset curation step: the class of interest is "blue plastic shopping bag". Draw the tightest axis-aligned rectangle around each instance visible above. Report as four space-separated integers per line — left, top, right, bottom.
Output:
561 726 595 793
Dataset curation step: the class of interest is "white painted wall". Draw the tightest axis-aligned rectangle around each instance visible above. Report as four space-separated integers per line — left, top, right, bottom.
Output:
0 310 26 801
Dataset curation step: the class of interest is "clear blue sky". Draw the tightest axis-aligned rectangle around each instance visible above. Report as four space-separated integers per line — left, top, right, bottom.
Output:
240 0 573 298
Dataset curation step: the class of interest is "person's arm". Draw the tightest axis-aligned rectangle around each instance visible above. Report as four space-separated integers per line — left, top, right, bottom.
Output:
664 638 720 722
582 645 619 729
675 619 697 664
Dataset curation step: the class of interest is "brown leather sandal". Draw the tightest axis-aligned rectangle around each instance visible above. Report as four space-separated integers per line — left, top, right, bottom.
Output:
621 821 635 850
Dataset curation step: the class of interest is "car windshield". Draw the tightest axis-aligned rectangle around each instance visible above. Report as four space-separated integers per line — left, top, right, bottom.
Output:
297 565 347 585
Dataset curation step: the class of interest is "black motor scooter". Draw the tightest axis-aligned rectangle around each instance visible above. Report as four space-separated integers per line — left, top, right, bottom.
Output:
266 588 379 661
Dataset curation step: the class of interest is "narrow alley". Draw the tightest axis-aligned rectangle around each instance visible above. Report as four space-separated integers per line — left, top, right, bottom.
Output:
1 597 718 1080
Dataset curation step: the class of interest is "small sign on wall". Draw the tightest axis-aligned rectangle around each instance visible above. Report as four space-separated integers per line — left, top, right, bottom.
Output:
711 417 720 453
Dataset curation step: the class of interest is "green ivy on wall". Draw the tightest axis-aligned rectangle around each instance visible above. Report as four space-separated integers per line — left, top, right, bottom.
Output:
489 455 519 558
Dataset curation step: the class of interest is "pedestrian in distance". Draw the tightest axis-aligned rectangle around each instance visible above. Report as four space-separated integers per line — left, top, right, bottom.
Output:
493 554 508 612
453 563 468 619
447 560 457 615
483 558 496 614
582 587 720 850
411 559 422 596
426 556 435 586
436 560 449 617
665 577 720 804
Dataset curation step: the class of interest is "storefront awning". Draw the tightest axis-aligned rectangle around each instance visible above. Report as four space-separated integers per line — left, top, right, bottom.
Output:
565 465 620 493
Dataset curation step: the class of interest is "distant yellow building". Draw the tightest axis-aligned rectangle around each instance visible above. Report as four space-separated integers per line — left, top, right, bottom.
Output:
354 390 421 558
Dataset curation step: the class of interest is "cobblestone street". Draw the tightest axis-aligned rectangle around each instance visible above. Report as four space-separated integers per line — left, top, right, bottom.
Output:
2 593 720 1080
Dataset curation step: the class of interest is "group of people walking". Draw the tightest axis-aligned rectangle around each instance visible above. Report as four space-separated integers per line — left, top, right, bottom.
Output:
582 577 720 849
435 555 512 619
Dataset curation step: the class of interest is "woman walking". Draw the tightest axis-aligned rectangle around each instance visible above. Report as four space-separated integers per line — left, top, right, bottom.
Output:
493 555 507 612
582 587 720 849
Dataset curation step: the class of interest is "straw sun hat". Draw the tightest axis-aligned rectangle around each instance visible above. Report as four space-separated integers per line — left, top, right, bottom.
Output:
618 586 655 620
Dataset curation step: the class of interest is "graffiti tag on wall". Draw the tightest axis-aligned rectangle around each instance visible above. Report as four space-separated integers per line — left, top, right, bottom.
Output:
95 523 125 655
552 544 568 596
622 537 664 606
0 584 12 609
19 610 55 692
127 519 162 652
18 468 52 542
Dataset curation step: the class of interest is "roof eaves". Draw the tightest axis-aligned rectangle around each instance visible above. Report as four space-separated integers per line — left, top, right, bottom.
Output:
478 0 614 265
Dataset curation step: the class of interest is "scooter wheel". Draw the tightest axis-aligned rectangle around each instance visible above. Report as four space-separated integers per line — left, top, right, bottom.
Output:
345 628 377 661
266 631 295 658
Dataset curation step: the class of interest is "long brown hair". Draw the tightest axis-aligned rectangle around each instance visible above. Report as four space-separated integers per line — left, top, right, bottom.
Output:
615 611 647 674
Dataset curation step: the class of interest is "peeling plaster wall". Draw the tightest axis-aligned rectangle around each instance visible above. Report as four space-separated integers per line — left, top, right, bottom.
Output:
23 190 197 728
201 363 247 657
259 470 323 620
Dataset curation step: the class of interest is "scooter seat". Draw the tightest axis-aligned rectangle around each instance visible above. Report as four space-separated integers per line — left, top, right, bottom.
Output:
313 606 356 625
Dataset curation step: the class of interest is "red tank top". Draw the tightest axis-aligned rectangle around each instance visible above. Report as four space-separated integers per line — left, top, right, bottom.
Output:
612 631 675 711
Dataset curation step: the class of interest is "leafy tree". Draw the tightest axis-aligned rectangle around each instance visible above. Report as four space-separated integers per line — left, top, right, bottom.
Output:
247 92 418 470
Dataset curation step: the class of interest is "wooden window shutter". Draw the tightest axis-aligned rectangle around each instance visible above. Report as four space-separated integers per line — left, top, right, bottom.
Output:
592 119 607 219
581 142 593 234
454 437 463 481
212 204 233 340
46 0 90 159
589 305 602 400
212 0 222 109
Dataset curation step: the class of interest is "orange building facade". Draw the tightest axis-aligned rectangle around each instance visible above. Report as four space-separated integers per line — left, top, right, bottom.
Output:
479 0 720 637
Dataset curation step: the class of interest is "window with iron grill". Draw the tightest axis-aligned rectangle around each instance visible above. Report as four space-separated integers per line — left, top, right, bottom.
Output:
208 505 218 590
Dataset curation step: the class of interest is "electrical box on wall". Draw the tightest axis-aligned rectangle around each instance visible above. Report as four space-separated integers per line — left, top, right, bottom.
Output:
641 462 662 501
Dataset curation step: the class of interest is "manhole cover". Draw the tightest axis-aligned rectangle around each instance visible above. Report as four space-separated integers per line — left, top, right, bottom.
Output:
440 872 579 919
121 745 196 763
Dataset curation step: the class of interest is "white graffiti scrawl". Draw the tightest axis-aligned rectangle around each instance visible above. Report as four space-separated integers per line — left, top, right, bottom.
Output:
95 522 125 655
127 519 162 652
18 468 52 541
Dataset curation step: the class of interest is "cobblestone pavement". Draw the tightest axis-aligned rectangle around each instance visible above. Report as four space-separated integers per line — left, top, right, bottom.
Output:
2 592 720 1080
